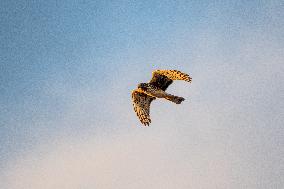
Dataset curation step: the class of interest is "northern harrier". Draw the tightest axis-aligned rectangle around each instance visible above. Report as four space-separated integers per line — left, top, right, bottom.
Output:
132 70 192 126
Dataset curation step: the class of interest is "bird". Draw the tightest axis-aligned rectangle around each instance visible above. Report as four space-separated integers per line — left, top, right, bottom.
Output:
131 70 192 126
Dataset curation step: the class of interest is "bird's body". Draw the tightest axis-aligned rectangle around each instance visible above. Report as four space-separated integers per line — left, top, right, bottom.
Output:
132 70 192 126
137 83 185 104
137 83 167 98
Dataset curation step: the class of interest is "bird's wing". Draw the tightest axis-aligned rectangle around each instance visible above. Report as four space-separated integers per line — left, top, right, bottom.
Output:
149 70 192 90
132 89 156 126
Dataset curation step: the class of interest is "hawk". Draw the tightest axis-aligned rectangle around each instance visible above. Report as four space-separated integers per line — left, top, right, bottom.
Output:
132 70 192 126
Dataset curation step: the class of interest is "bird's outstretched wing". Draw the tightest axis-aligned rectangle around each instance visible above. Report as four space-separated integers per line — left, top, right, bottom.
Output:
132 89 156 126
149 70 192 90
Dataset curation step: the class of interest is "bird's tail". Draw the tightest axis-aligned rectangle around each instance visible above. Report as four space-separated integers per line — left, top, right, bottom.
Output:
166 95 185 104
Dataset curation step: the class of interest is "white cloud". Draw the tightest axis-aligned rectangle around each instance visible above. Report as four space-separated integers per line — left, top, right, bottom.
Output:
2 127 237 189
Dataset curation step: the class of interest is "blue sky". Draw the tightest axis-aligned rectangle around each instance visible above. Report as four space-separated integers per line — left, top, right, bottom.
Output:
1 1 284 188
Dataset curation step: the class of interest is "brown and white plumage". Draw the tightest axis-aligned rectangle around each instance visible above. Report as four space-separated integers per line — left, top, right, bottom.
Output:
131 90 155 126
132 70 192 126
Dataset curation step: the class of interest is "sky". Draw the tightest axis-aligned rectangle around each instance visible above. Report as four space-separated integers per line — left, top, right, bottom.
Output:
0 1 284 188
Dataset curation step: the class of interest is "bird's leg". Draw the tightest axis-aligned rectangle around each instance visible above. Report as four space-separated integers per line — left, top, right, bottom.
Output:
144 85 185 104
164 93 185 104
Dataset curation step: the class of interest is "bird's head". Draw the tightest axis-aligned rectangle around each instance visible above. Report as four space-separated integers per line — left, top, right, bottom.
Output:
138 83 148 90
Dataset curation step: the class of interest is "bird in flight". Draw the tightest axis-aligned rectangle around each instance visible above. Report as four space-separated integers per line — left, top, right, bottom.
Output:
131 70 192 126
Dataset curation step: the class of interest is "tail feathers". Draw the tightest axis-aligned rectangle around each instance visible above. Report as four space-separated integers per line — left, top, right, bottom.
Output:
166 95 185 104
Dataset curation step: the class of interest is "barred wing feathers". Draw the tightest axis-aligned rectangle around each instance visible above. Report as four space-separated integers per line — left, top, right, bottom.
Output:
131 90 156 126
149 70 192 90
